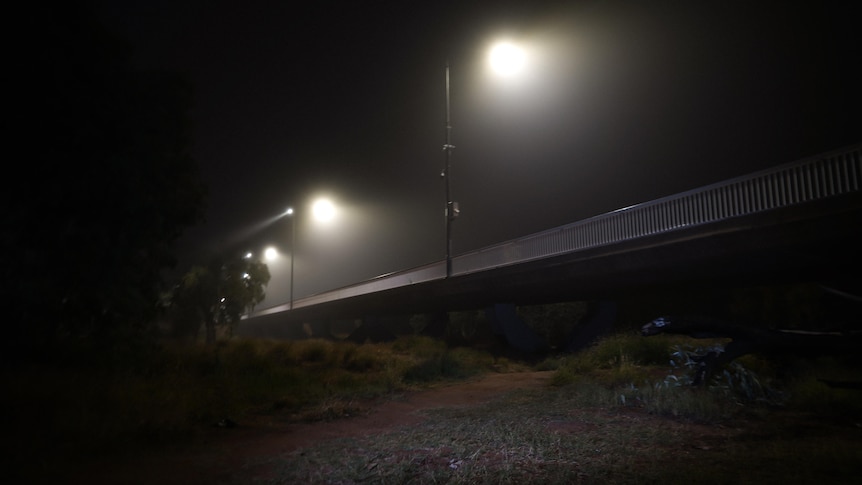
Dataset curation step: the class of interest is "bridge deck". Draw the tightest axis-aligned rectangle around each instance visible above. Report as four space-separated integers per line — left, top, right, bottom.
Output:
244 144 861 327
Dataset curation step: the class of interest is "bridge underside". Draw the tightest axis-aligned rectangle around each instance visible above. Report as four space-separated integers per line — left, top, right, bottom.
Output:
240 193 861 336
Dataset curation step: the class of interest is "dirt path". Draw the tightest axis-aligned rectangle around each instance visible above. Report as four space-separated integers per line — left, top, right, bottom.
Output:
69 371 553 485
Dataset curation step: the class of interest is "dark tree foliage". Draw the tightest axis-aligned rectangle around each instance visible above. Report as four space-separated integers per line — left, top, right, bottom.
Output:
4 3 206 358
169 255 270 344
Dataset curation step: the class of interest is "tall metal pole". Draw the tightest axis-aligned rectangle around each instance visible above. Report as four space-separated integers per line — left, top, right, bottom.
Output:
289 210 296 310
443 62 456 278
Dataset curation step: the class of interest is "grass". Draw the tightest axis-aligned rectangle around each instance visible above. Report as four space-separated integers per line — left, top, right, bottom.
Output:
7 331 862 484
262 385 862 484
3 335 517 479
253 332 862 484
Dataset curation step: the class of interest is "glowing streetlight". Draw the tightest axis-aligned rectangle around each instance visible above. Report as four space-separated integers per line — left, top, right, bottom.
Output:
285 207 296 309
488 41 526 77
442 39 526 277
282 197 338 309
311 197 336 223
264 246 278 261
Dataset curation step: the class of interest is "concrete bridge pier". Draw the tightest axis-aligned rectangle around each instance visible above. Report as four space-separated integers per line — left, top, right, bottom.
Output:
565 301 618 353
346 314 413 343
486 303 549 353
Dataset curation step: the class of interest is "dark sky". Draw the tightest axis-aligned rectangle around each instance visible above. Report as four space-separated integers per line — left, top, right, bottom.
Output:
96 0 860 304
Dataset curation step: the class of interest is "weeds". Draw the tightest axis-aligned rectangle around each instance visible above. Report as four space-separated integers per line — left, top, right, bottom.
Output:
258 331 862 484
8 329 862 484
4 335 502 472
549 331 862 424
267 379 862 484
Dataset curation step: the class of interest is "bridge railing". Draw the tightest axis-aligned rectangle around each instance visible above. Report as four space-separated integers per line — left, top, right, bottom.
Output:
453 145 861 275
248 145 860 318
296 261 446 309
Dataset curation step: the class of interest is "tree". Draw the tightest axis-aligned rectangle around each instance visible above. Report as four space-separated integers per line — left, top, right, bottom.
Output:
170 254 270 344
4 3 206 357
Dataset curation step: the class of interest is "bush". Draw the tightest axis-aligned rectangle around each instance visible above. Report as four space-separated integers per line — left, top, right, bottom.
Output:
782 356 862 415
263 340 298 366
298 339 334 364
340 344 385 372
550 331 786 421
26 335 513 448
404 352 465 383
391 335 447 357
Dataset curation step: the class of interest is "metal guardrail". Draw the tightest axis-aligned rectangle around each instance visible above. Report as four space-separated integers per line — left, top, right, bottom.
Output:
452 145 861 275
250 145 860 316
297 261 446 307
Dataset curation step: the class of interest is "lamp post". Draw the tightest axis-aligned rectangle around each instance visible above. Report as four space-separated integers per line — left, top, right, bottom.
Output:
442 62 458 278
441 41 525 278
285 207 295 309
284 197 336 309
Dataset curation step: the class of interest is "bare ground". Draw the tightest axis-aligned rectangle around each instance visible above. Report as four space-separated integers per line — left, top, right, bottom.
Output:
64 371 556 485
47 370 862 484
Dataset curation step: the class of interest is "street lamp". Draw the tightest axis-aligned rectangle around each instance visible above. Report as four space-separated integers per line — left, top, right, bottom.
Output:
264 247 279 261
284 197 338 309
442 40 526 278
311 197 336 223
285 207 295 309
488 41 526 77
442 62 457 278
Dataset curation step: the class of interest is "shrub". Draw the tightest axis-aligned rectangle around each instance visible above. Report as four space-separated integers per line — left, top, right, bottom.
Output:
340 344 384 372
263 340 298 366
404 352 465 383
550 331 791 422
391 335 447 357
5 334 510 470
298 339 334 364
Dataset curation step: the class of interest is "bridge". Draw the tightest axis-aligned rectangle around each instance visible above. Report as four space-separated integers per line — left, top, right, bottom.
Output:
240 145 862 344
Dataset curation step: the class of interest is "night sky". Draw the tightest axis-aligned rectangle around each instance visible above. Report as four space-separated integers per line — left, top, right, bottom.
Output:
97 0 860 305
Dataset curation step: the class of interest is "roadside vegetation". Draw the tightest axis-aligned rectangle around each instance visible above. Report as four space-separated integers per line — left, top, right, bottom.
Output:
8 328 862 484
269 332 862 484
4 335 525 479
